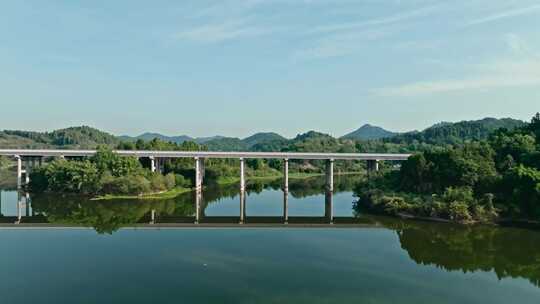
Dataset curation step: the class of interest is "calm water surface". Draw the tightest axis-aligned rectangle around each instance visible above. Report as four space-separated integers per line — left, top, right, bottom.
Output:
0 177 539 303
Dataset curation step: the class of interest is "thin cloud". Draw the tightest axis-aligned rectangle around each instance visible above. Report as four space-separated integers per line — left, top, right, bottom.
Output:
371 59 540 97
465 3 540 26
172 19 273 43
310 4 443 34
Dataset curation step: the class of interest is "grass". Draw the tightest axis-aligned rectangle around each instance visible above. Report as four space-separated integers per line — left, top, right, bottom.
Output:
92 187 192 201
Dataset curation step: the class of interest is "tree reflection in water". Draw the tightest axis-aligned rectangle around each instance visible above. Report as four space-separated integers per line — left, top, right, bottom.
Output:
378 218 540 288
27 176 540 289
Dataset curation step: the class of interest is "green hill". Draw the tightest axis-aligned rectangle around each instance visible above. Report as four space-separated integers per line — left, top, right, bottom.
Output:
342 124 396 140
388 118 525 145
243 132 287 147
0 126 119 149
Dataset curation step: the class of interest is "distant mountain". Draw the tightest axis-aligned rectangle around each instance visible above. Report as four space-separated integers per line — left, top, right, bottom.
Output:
194 136 226 144
119 133 194 144
204 137 249 151
0 126 119 149
0 117 528 152
119 133 228 145
389 117 526 145
243 132 287 147
342 124 397 140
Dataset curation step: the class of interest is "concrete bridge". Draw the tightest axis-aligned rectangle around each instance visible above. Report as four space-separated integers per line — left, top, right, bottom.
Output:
0 149 411 194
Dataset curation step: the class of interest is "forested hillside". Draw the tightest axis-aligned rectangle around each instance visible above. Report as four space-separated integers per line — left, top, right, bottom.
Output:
0 126 119 149
387 118 525 145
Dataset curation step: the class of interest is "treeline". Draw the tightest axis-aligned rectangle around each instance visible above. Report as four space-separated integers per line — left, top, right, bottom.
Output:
0 126 119 149
356 113 540 223
30 147 184 196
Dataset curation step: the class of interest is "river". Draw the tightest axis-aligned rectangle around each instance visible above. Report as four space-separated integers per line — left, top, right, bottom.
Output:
0 176 539 303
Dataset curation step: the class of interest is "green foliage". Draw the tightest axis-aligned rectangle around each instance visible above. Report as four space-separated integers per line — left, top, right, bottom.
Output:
400 143 497 193
31 159 100 194
499 165 540 218
92 146 143 177
1 126 119 149
358 113 540 223
388 117 525 146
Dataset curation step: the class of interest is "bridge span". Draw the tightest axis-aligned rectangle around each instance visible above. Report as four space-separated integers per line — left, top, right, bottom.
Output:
0 149 411 196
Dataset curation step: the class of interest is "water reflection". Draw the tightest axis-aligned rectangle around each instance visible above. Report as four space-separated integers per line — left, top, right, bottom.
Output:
0 177 540 291
1 176 362 232
380 218 540 288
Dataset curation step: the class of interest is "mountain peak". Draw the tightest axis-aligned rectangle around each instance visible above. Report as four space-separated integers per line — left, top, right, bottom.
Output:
341 124 396 140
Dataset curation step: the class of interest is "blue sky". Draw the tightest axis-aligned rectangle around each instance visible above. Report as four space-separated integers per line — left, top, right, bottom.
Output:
1 0 539 138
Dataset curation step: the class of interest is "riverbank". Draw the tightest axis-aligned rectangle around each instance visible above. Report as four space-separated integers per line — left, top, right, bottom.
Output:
92 187 192 201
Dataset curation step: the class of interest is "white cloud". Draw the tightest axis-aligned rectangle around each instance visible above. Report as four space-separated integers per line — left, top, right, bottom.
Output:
293 28 394 60
372 59 540 97
465 3 540 26
309 4 442 34
172 19 273 43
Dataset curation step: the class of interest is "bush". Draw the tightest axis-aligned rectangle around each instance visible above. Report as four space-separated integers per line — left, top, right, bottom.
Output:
30 159 100 194
448 201 473 223
149 173 167 192
175 174 192 188
164 173 176 190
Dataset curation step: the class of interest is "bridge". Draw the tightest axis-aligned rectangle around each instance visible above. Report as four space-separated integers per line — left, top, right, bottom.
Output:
0 149 411 197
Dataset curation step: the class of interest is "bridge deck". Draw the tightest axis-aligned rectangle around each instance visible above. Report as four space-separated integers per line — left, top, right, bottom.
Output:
0 149 410 160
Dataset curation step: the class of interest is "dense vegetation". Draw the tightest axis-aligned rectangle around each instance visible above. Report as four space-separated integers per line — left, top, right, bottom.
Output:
386 117 524 146
0 126 119 149
355 113 540 223
29 147 181 197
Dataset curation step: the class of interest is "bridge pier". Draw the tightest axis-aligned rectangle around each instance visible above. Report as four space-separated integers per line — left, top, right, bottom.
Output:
194 157 204 191
149 157 156 173
283 190 288 224
239 158 245 192
325 191 333 224
195 190 202 224
15 156 22 189
283 159 289 192
367 159 380 174
325 159 334 192
239 190 246 224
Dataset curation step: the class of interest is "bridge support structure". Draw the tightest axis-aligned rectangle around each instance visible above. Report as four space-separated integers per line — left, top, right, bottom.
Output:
325 190 334 224
367 159 380 174
14 156 43 189
283 159 289 192
325 159 334 192
149 156 156 173
194 157 205 192
239 158 245 192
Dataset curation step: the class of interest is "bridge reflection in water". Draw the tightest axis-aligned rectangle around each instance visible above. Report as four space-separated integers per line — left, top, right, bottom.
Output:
0 177 373 229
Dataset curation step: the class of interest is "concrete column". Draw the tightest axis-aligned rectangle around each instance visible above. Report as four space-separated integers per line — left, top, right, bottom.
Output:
15 156 22 189
150 209 155 225
239 190 246 224
239 158 245 192
283 159 289 192
16 192 22 224
25 192 30 217
325 191 334 224
367 159 380 174
195 190 202 224
150 157 156 173
283 191 289 224
24 159 30 185
156 158 161 173
325 159 334 192
194 157 204 191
